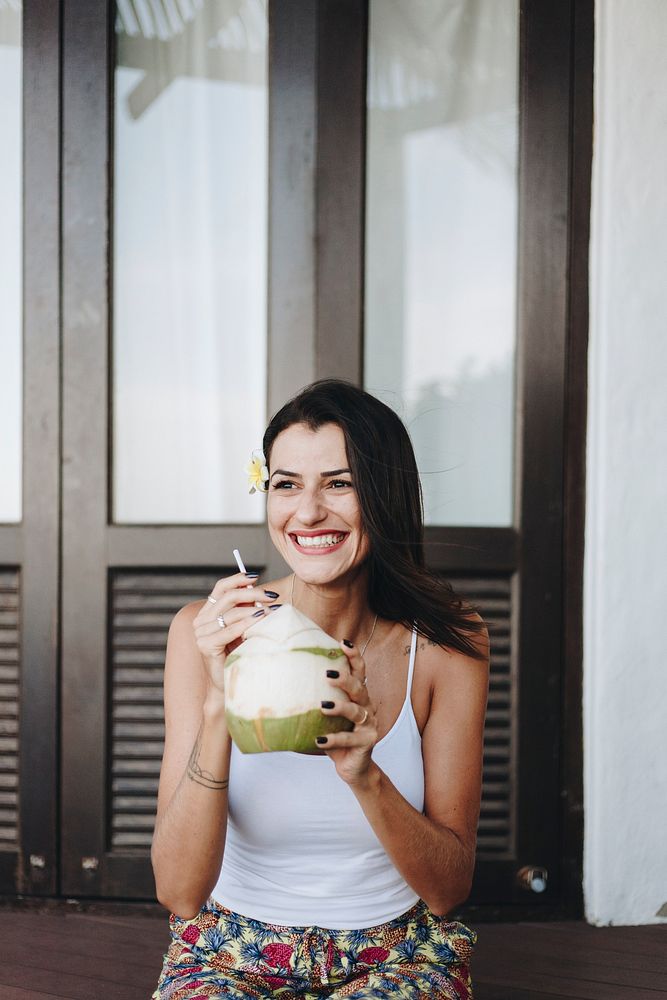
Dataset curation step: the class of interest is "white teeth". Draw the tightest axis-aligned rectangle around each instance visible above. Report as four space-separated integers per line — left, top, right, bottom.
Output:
295 533 346 548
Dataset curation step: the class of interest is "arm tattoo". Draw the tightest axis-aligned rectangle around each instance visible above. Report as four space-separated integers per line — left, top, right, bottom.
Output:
186 726 229 791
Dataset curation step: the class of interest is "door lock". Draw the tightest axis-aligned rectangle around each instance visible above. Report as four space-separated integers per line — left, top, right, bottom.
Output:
516 865 548 892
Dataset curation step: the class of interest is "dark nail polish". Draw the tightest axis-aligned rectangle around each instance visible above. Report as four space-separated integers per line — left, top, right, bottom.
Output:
269 603 282 609
245 572 259 578
321 700 335 709
316 736 328 745
252 608 265 617
343 639 354 648
264 590 279 599
326 669 339 679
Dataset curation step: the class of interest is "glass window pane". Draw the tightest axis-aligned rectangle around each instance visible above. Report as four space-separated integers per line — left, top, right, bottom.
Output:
365 0 519 527
113 0 268 523
0 3 22 524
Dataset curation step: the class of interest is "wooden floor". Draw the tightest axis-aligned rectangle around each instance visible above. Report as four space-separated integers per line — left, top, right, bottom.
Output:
0 908 664 999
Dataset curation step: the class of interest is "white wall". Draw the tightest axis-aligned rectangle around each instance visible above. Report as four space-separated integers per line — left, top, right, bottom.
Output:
585 0 667 926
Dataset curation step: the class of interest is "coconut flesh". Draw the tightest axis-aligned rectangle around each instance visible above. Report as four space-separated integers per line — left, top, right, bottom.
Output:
223 604 354 754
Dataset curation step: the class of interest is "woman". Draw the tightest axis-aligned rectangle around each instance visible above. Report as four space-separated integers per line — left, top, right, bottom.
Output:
151 379 489 1000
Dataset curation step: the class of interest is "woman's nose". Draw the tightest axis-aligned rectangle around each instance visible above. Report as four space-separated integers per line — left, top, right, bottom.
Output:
295 487 327 524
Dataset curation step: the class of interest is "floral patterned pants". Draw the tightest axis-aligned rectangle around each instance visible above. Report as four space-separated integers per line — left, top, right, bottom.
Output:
152 895 477 999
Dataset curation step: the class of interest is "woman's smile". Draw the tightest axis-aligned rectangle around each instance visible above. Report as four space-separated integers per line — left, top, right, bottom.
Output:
289 529 350 554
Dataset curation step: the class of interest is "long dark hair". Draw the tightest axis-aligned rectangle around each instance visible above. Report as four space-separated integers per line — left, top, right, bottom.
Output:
263 378 487 660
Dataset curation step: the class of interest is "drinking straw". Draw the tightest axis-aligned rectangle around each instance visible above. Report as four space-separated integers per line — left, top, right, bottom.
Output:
234 548 262 605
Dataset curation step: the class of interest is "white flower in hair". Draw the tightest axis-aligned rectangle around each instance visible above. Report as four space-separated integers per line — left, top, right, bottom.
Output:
246 450 269 494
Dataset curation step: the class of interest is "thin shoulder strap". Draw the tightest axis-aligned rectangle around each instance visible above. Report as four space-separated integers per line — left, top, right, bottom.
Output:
406 624 418 698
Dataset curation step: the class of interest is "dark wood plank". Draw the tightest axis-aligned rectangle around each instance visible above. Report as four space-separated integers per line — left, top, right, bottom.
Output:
0 910 169 951
474 947 667 991
477 935 667 973
61 0 111 898
474 970 662 1000
267 0 318 410
476 988 586 1000
473 922 667 1000
1 912 666 1000
316 0 367 382
18 0 62 899
561 0 593 920
515 0 573 903
2 934 167 975
107 525 268 566
0 912 167 994
0 962 153 1000
0 988 60 1000
265 0 318 584
504 921 667 958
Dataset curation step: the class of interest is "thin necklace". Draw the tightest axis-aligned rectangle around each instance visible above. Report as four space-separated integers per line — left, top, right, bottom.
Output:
290 573 379 656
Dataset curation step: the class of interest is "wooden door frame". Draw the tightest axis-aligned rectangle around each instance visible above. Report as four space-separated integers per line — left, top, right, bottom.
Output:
0 0 62 899
560 0 593 921
3 0 591 915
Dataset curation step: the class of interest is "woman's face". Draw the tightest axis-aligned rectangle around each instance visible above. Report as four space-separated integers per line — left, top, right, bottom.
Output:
266 422 369 586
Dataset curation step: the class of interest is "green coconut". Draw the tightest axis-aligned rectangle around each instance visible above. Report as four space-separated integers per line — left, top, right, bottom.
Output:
223 604 353 754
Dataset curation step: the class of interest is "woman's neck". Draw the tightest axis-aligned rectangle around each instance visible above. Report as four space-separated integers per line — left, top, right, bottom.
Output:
290 570 376 646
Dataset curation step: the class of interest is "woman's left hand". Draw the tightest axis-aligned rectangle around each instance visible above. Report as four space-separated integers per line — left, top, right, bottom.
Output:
318 641 378 785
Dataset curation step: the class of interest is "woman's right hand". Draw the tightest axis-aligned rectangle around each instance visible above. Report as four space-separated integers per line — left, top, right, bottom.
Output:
192 572 276 706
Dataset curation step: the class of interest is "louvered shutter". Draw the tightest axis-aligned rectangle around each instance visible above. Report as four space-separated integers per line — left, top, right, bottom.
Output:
0 570 19 853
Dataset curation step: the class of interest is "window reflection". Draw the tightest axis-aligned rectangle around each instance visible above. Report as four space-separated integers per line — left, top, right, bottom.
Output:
365 0 518 527
0 2 22 524
113 0 268 524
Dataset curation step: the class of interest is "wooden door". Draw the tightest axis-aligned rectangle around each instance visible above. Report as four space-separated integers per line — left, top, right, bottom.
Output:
308 0 592 919
0 0 590 918
58 0 329 899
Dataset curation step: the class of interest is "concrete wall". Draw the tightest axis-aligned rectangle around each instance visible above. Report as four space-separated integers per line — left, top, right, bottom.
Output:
584 0 667 925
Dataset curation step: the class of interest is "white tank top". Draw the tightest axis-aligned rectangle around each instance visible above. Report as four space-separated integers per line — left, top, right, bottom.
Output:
211 626 424 929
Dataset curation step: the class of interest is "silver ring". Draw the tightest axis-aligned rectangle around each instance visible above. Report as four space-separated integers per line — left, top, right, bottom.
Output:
207 595 217 605
216 614 226 629
361 676 368 687
359 708 369 725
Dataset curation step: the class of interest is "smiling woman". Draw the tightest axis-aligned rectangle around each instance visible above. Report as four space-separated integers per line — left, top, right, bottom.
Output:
266 422 370 587
261 380 487 658
151 379 489 999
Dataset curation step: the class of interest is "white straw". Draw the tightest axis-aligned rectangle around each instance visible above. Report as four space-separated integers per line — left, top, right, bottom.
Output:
234 548 261 604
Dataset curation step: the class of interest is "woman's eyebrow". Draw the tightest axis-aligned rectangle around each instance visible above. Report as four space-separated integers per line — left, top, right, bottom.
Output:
270 469 300 479
269 468 351 480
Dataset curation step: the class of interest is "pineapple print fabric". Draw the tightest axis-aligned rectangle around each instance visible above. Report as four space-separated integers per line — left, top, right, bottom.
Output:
152 895 477 999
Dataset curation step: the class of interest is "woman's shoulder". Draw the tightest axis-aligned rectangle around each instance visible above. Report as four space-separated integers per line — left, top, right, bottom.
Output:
385 613 488 658
410 612 489 677
170 599 207 630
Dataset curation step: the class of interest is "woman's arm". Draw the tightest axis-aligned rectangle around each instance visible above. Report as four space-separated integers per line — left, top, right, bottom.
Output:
150 602 233 918
326 623 490 916
151 575 278 917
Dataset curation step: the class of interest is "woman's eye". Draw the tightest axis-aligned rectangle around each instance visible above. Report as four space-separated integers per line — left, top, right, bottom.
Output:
329 479 353 489
271 480 296 490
